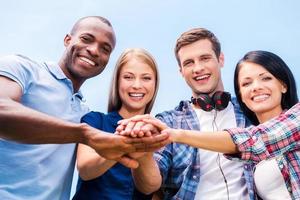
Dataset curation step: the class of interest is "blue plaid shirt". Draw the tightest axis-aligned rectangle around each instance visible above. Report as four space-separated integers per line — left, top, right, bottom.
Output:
154 98 256 200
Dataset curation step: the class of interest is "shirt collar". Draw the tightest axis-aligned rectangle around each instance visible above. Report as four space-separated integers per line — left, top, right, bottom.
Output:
43 62 67 80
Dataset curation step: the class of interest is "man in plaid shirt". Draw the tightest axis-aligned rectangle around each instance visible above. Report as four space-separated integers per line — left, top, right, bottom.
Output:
130 28 256 200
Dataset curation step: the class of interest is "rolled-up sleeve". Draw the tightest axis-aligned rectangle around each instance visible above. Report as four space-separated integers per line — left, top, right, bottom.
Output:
225 103 300 163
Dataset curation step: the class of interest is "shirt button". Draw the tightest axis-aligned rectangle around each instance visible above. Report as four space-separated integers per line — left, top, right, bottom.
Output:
244 165 248 169
279 164 284 169
193 175 197 179
287 187 292 192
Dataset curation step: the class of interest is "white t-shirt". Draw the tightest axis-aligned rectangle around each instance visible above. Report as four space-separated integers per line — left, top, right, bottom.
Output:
194 102 249 200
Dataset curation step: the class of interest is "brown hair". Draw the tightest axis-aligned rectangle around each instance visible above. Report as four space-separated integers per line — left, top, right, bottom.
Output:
175 28 221 66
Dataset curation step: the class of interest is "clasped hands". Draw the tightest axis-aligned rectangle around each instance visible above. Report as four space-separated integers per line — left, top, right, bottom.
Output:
114 115 172 168
87 115 179 169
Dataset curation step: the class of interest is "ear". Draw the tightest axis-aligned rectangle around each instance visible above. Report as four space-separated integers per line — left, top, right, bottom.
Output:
179 65 184 77
281 82 288 94
63 34 72 47
218 52 225 68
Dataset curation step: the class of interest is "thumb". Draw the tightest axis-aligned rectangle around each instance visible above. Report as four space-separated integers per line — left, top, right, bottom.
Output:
117 156 139 169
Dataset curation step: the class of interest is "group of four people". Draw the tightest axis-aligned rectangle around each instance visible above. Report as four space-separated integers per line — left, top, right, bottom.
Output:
0 15 299 200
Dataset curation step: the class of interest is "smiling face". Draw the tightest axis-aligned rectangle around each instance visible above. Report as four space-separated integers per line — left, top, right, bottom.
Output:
60 17 116 90
118 58 156 117
238 62 287 122
178 39 224 97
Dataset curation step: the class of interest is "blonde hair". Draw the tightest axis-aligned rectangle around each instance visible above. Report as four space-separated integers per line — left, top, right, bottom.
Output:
107 48 159 114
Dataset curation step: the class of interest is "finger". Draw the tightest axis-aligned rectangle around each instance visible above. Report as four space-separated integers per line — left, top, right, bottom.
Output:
117 118 130 125
142 118 168 131
116 156 139 169
117 114 151 125
124 121 137 135
134 138 171 152
116 124 126 132
137 131 145 138
145 130 152 137
128 131 169 144
141 123 159 135
132 121 146 135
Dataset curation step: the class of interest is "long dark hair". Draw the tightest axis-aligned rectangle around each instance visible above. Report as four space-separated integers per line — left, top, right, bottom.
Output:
234 50 298 125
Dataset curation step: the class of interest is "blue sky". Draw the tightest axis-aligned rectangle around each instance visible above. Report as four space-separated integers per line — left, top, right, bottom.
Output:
1 0 299 197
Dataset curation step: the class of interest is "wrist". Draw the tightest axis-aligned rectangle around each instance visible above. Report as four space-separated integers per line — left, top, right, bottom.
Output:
171 129 182 143
78 123 94 145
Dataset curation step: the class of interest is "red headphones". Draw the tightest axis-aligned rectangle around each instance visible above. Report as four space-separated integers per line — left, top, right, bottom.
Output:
191 91 231 111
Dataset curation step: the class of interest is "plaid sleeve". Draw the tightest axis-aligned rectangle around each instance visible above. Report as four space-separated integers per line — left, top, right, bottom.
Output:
226 103 300 162
153 111 175 183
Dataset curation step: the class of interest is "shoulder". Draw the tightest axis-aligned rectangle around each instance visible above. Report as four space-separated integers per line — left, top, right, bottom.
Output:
156 100 192 125
81 111 106 129
0 54 41 68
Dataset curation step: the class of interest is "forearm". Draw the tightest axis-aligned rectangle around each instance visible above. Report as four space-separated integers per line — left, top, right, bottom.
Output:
132 153 162 194
0 97 86 144
77 155 116 180
172 129 238 154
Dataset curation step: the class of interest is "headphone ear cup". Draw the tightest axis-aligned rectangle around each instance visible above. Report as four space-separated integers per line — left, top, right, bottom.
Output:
213 91 231 111
196 94 214 111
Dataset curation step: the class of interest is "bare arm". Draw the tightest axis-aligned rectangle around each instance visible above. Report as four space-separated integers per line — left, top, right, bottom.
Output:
141 117 238 154
0 76 139 168
132 153 162 194
76 143 116 180
170 129 238 154
0 76 86 144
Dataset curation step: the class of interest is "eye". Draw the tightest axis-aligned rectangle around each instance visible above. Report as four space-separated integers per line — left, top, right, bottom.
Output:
241 81 251 87
142 76 152 81
201 56 211 62
100 45 112 55
123 75 134 80
81 36 92 43
262 76 272 81
182 60 193 67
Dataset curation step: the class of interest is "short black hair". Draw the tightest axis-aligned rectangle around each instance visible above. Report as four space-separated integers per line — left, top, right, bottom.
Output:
70 16 112 35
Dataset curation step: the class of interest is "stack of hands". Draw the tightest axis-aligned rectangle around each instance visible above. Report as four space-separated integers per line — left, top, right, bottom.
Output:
112 114 178 168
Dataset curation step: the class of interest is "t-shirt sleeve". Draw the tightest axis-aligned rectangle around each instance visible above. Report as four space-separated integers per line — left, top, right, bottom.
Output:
0 55 36 94
81 111 105 130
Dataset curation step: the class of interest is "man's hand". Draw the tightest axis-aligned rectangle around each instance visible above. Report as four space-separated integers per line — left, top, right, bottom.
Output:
83 124 139 168
83 123 170 168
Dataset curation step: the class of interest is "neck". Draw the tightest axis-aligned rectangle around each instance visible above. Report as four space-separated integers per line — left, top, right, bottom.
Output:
58 59 83 93
256 107 283 123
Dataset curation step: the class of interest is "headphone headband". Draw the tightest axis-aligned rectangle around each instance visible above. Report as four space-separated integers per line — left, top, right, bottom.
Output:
191 91 231 111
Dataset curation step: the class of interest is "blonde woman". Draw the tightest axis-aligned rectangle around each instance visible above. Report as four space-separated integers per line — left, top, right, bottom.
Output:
73 48 159 200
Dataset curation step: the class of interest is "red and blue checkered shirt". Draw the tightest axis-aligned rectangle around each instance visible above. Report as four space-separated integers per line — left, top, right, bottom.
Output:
226 102 300 199
154 98 256 200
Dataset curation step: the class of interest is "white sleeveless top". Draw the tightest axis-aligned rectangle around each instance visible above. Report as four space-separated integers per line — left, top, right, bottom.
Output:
254 158 291 200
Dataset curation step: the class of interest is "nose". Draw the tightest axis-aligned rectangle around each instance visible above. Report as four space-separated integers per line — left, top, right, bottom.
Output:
192 61 204 73
132 78 142 89
86 43 100 57
251 80 262 92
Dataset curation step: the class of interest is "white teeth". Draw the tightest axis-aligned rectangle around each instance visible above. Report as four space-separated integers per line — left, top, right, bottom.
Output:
129 93 144 97
79 56 95 66
195 74 209 80
253 94 269 101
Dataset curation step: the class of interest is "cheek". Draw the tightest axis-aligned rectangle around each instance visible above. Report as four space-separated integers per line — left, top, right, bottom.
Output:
239 89 250 103
146 81 156 94
99 54 110 66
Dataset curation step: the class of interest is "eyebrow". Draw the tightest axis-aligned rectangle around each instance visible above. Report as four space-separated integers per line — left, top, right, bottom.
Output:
241 71 269 80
